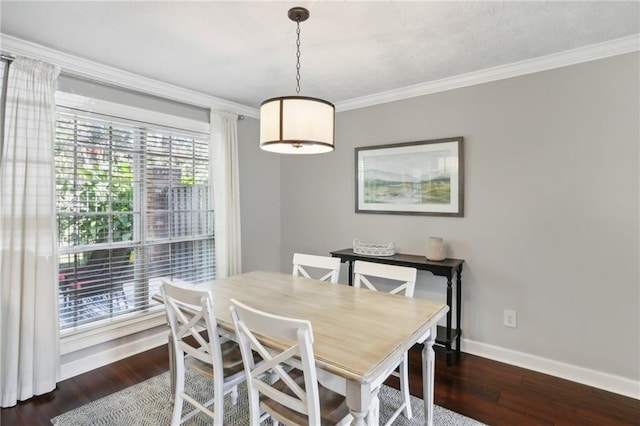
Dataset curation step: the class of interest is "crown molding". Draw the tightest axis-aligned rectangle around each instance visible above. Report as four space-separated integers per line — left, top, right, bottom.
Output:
335 34 640 112
2 33 637 117
0 33 260 119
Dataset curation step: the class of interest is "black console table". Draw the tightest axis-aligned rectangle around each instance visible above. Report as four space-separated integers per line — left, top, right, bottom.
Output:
330 248 464 366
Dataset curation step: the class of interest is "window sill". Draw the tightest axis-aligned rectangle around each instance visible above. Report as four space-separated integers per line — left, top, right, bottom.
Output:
60 308 167 355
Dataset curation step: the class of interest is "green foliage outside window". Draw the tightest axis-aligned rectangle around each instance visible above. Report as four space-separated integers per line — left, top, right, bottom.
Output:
56 119 135 248
57 161 134 247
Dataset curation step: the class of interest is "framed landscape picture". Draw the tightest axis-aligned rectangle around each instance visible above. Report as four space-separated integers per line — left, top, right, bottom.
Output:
355 137 464 216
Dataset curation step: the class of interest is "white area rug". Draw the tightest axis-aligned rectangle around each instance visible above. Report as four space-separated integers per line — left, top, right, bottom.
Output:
52 370 485 425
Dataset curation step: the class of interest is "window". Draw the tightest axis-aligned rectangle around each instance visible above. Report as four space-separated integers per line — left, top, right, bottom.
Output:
56 107 215 332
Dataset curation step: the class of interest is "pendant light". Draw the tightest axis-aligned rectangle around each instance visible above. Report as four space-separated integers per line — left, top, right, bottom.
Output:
260 7 335 154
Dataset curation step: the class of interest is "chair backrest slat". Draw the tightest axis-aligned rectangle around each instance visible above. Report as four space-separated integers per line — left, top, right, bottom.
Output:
230 298 322 424
161 278 251 425
292 253 341 284
160 279 224 379
353 260 417 297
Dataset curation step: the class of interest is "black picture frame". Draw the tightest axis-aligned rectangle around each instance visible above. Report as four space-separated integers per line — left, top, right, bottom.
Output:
355 137 464 217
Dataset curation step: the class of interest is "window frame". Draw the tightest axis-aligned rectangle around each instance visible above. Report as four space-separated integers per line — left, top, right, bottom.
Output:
55 92 212 353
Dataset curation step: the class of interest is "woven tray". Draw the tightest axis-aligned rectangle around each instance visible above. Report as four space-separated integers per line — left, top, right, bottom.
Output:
352 239 395 256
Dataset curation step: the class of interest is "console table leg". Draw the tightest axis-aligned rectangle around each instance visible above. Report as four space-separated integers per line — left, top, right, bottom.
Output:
456 267 462 358
446 275 453 366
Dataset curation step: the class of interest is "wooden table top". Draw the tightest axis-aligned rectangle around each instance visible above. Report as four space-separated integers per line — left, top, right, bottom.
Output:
191 271 448 383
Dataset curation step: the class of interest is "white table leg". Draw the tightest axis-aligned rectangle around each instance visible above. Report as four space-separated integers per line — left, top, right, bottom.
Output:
366 395 380 426
422 326 437 426
351 412 367 426
347 380 374 426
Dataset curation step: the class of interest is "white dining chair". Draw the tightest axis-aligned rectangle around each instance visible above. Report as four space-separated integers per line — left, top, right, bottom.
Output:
292 252 341 284
230 298 352 426
353 260 418 426
161 280 247 426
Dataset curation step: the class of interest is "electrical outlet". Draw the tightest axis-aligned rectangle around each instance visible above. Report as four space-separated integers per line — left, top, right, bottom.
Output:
504 309 517 328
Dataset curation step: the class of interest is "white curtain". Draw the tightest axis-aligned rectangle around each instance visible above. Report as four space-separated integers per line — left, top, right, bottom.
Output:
0 57 60 407
210 110 242 278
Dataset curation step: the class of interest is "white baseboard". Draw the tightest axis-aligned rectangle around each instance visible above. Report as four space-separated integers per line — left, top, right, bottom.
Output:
59 329 168 381
461 338 640 400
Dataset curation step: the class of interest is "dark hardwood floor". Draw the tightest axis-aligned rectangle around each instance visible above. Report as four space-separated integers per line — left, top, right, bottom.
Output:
2 345 638 425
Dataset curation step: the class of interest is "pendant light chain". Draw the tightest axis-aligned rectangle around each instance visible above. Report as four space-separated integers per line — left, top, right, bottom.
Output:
295 18 302 95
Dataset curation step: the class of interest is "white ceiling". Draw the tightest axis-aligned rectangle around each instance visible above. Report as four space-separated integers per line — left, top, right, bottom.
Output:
1 1 639 109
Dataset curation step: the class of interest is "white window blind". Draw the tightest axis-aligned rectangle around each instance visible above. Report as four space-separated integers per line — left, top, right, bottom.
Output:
56 109 215 332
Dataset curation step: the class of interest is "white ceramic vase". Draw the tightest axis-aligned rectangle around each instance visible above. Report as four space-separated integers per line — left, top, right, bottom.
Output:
426 237 446 261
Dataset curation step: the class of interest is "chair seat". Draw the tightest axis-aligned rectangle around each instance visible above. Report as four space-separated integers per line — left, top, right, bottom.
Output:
185 340 262 379
261 369 350 426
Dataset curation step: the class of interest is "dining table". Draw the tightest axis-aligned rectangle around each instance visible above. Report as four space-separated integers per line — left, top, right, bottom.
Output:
156 271 448 425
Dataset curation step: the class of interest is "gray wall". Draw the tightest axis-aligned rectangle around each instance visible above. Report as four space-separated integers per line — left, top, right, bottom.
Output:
238 53 638 382
237 117 281 273
58 74 209 122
